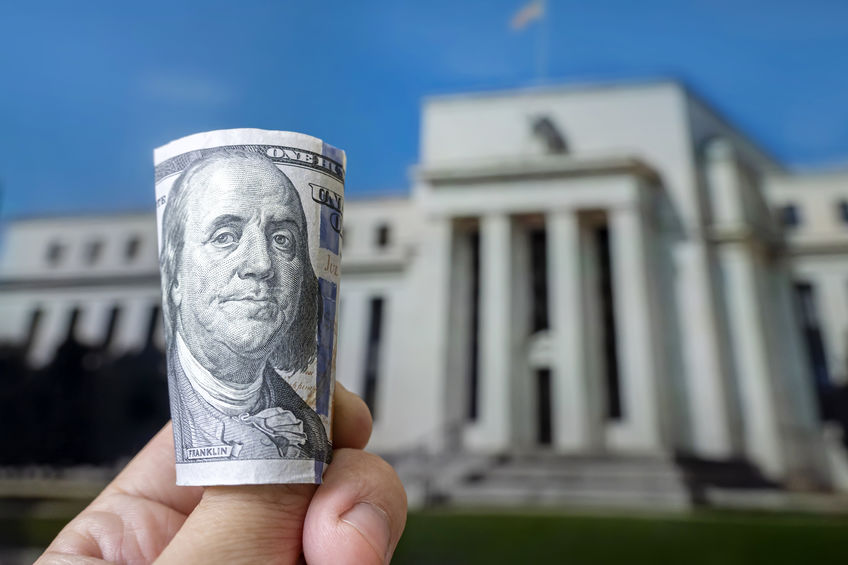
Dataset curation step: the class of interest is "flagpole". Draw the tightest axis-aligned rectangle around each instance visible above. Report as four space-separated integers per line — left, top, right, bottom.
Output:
536 0 548 83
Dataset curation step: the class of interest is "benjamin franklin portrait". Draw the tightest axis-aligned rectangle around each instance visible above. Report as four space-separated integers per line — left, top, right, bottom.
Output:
160 149 331 463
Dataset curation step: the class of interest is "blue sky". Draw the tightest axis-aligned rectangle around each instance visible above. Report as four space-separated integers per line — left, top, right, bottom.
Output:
1 0 847 217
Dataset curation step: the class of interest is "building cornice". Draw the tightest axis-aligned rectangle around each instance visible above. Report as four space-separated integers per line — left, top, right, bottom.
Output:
784 241 848 257
416 154 661 186
341 251 409 275
0 273 160 292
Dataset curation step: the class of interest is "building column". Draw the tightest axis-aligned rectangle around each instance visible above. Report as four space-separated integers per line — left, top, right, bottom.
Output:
547 209 596 450
466 213 512 450
373 217 453 452
444 226 475 446
609 204 663 451
28 304 67 367
509 225 535 447
336 291 369 395
77 300 112 346
718 241 785 479
691 137 758 458
112 298 152 354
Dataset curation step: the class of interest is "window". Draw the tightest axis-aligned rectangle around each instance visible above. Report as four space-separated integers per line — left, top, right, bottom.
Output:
536 369 553 445
780 204 800 228
46 242 64 266
85 240 103 265
794 283 831 417
376 224 390 248
101 306 121 348
145 305 162 349
362 297 385 418
125 237 141 262
838 201 848 224
65 307 81 343
529 228 549 332
596 226 623 421
24 309 43 353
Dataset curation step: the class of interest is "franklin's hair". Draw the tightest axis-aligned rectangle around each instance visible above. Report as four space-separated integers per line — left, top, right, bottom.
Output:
159 148 321 374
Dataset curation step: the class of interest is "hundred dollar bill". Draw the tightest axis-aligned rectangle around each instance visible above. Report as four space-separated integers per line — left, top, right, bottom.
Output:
153 129 344 485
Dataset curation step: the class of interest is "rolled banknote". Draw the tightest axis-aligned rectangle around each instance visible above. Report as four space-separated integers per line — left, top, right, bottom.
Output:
153 129 344 485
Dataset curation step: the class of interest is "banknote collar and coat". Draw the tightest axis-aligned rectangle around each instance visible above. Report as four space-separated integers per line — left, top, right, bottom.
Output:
176 332 265 414
170 334 331 463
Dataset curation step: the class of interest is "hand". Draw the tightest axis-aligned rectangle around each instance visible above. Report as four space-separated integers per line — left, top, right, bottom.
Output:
36 384 407 564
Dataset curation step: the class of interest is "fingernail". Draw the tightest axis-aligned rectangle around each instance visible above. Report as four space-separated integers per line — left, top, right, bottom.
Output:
340 501 392 562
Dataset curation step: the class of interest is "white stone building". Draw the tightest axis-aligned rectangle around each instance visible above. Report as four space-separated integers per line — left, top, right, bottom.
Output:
2 80 848 507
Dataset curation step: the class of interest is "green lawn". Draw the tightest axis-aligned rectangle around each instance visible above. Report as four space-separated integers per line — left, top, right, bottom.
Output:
1 517 71 548
393 510 848 565
6 508 848 564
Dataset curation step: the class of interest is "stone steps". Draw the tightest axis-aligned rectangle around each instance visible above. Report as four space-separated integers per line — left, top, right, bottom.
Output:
447 483 691 510
435 453 692 510
389 449 787 510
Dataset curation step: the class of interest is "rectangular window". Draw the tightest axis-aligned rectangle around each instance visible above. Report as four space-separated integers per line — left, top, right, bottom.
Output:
142 305 161 350
362 297 385 418
376 224 391 248
838 201 848 224
102 306 121 349
46 242 64 266
794 283 830 388
596 226 623 421
86 241 103 265
65 307 81 343
794 282 833 421
529 228 549 332
125 237 141 261
536 368 553 446
780 204 800 228
24 308 43 354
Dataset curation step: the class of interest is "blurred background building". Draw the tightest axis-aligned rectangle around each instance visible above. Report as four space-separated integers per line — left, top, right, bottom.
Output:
2 80 848 511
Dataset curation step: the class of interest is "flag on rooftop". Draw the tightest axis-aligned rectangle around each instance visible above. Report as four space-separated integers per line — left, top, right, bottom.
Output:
510 0 545 30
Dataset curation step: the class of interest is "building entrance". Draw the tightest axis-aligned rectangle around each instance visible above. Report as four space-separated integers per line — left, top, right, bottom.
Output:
536 368 553 446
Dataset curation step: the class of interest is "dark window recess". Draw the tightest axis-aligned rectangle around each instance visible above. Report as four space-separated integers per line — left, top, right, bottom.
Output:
376 224 391 248
86 241 103 265
529 228 549 332
780 204 800 228
467 231 481 421
125 237 141 261
362 297 385 418
795 283 831 391
536 368 553 446
46 242 64 266
24 308 43 354
839 201 848 224
145 305 161 348
66 307 81 342
101 306 121 349
597 226 623 421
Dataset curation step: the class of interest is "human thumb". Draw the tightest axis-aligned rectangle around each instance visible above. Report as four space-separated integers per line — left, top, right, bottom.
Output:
155 483 316 565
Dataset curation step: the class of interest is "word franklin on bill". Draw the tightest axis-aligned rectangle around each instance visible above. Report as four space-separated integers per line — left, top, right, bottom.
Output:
153 129 344 485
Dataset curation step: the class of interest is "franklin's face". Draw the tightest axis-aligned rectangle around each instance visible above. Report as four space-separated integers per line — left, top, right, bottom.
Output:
172 159 307 359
